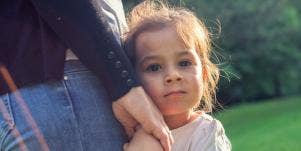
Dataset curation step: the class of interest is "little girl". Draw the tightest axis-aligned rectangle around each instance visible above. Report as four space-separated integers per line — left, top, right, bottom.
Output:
123 1 231 151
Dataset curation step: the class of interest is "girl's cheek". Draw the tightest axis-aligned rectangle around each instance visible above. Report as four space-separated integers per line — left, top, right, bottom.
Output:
140 76 154 90
142 76 161 98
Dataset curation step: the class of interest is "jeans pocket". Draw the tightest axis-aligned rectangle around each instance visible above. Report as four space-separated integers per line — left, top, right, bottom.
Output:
0 93 15 130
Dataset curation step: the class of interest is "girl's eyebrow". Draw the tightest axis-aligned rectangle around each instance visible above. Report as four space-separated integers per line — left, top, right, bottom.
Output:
138 50 193 64
138 55 160 64
178 51 193 57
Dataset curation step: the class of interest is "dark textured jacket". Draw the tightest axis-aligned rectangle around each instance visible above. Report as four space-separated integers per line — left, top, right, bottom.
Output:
0 0 139 100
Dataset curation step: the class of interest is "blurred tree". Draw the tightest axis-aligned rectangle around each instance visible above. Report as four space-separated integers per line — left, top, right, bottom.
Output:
185 0 301 104
123 0 143 14
123 0 301 104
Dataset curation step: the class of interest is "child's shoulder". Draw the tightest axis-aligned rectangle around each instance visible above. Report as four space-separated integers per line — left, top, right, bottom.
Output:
171 112 231 151
199 113 221 124
191 113 231 150
196 113 225 132
172 112 225 135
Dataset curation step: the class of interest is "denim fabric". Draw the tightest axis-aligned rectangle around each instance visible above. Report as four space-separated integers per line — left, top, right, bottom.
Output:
0 60 127 151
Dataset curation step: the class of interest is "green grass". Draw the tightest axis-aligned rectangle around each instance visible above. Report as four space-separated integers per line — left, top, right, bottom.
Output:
214 96 301 151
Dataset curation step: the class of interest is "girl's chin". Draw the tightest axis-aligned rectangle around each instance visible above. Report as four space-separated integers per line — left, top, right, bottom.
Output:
160 109 190 117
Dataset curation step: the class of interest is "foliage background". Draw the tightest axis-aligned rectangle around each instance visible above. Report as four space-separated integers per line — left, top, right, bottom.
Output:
123 0 301 105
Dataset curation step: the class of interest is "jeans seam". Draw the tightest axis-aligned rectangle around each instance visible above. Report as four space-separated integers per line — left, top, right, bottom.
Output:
61 79 84 151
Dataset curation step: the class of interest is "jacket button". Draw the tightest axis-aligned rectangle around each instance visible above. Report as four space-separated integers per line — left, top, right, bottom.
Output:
115 61 122 68
121 70 128 77
107 51 115 59
127 79 133 86
57 16 62 21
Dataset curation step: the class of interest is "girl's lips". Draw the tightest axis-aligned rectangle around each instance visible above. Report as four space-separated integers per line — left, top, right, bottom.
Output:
164 91 186 97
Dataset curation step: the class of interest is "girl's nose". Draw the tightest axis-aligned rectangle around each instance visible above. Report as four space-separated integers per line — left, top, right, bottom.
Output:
164 70 183 84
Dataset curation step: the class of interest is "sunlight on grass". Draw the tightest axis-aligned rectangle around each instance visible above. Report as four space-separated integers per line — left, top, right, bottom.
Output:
214 96 301 151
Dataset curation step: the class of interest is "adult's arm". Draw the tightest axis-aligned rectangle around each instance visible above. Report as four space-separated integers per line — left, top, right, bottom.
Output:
29 0 137 100
29 0 173 150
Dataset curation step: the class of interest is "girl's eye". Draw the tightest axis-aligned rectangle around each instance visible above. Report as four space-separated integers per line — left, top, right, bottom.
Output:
179 60 192 67
146 64 161 72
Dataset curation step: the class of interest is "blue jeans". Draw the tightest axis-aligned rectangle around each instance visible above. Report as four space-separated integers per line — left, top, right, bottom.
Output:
0 60 126 150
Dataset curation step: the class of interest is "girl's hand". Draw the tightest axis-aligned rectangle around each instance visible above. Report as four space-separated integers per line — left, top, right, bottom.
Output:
123 127 164 151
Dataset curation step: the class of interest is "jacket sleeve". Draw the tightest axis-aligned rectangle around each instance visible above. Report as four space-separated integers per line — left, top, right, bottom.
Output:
29 0 140 101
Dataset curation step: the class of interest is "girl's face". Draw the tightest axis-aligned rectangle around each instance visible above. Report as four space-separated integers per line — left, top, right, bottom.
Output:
135 26 204 117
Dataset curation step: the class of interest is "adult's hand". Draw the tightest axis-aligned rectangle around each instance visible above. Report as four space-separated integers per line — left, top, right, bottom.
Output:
112 86 173 151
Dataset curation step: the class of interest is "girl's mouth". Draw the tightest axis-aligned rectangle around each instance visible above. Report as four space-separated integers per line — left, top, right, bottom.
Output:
164 90 186 97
